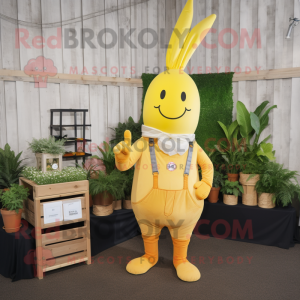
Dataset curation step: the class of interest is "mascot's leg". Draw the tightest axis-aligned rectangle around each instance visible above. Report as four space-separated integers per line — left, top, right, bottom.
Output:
172 237 200 282
169 219 201 282
126 232 160 275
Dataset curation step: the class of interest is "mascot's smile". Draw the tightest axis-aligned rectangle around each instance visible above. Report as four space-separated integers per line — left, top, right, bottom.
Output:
154 105 191 120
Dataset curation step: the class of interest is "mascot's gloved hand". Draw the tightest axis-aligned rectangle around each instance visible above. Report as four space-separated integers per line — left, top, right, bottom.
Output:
193 181 211 200
113 130 132 164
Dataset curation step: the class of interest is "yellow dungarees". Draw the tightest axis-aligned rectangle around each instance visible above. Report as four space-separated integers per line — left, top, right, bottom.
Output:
133 138 203 240
116 137 213 281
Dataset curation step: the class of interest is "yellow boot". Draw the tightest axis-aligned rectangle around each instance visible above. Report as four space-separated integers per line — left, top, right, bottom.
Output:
126 234 159 275
172 238 200 282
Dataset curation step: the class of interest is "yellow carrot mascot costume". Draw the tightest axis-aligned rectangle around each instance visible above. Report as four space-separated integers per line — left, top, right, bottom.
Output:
114 0 215 282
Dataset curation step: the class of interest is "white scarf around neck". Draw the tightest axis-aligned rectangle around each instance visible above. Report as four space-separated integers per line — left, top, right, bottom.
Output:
142 125 195 156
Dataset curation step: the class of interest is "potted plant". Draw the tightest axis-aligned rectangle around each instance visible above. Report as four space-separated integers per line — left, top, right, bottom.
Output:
221 180 244 206
238 158 264 206
28 136 65 172
255 162 300 208
91 141 115 175
88 141 126 215
208 169 224 203
0 144 25 191
0 184 29 233
233 100 276 206
89 170 127 216
216 120 242 181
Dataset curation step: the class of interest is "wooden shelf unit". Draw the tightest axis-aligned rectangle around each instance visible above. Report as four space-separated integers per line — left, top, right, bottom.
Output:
50 108 92 164
20 177 91 279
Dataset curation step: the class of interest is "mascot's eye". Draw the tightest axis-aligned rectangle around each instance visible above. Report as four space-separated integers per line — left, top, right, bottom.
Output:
160 90 166 99
181 92 186 101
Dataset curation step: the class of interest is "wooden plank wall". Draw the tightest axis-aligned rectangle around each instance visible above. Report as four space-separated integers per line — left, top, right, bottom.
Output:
0 0 299 174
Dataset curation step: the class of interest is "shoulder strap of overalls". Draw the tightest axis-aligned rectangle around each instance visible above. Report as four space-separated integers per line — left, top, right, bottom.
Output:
149 138 159 174
183 141 194 190
149 138 159 189
184 141 194 175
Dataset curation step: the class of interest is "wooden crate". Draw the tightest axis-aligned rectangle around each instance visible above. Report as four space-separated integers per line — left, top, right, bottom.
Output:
20 177 91 279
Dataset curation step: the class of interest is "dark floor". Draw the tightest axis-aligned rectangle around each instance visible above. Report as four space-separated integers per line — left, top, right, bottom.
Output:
1 228 299 300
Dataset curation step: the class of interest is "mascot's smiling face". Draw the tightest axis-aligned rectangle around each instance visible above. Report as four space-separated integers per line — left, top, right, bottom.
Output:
143 69 200 134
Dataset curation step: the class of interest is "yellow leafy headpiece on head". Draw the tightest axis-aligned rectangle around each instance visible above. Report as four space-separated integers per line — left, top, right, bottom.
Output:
166 0 216 70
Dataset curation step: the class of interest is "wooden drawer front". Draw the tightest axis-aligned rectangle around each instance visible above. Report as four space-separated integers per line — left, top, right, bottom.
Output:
43 251 88 273
35 180 89 198
41 209 87 229
41 196 87 229
42 226 88 246
40 197 86 216
43 238 87 258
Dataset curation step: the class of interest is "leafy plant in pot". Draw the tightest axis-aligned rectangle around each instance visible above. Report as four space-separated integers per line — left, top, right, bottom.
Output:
207 169 224 203
206 152 225 203
76 161 100 207
216 120 242 181
28 136 65 172
89 170 126 216
0 184 29 233
88 141 126 215
255 162 300 208
0 144 26 193
221 180 244 206
236 100 276 206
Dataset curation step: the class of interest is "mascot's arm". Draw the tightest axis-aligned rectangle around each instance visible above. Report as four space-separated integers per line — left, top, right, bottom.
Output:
113 130 143 172
193 145 214 200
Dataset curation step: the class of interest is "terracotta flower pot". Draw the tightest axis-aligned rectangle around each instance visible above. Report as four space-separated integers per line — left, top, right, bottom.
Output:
227 173 239 182
1 208 23 233
93 191 114 206
89 195 93 207
208 187 221 203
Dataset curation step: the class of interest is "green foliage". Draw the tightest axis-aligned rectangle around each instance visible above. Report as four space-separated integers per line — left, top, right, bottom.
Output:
215 120 243 174
221 180 244 197
0 144 25 189
111 116 142 146
28 136 65 155
255 162 300 207
240 158 265 175
212 169 224 188
236 100 277 146
236 101 252 144
89 169 127 200
208 150 226 173
76 162 99 180
22 167 87 185
226 101 277 175
140 72 234 152
0 184 29 213
91 141 115 175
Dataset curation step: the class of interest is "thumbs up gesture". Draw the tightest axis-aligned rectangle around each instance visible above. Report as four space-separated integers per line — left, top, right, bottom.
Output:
113 130 132 163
